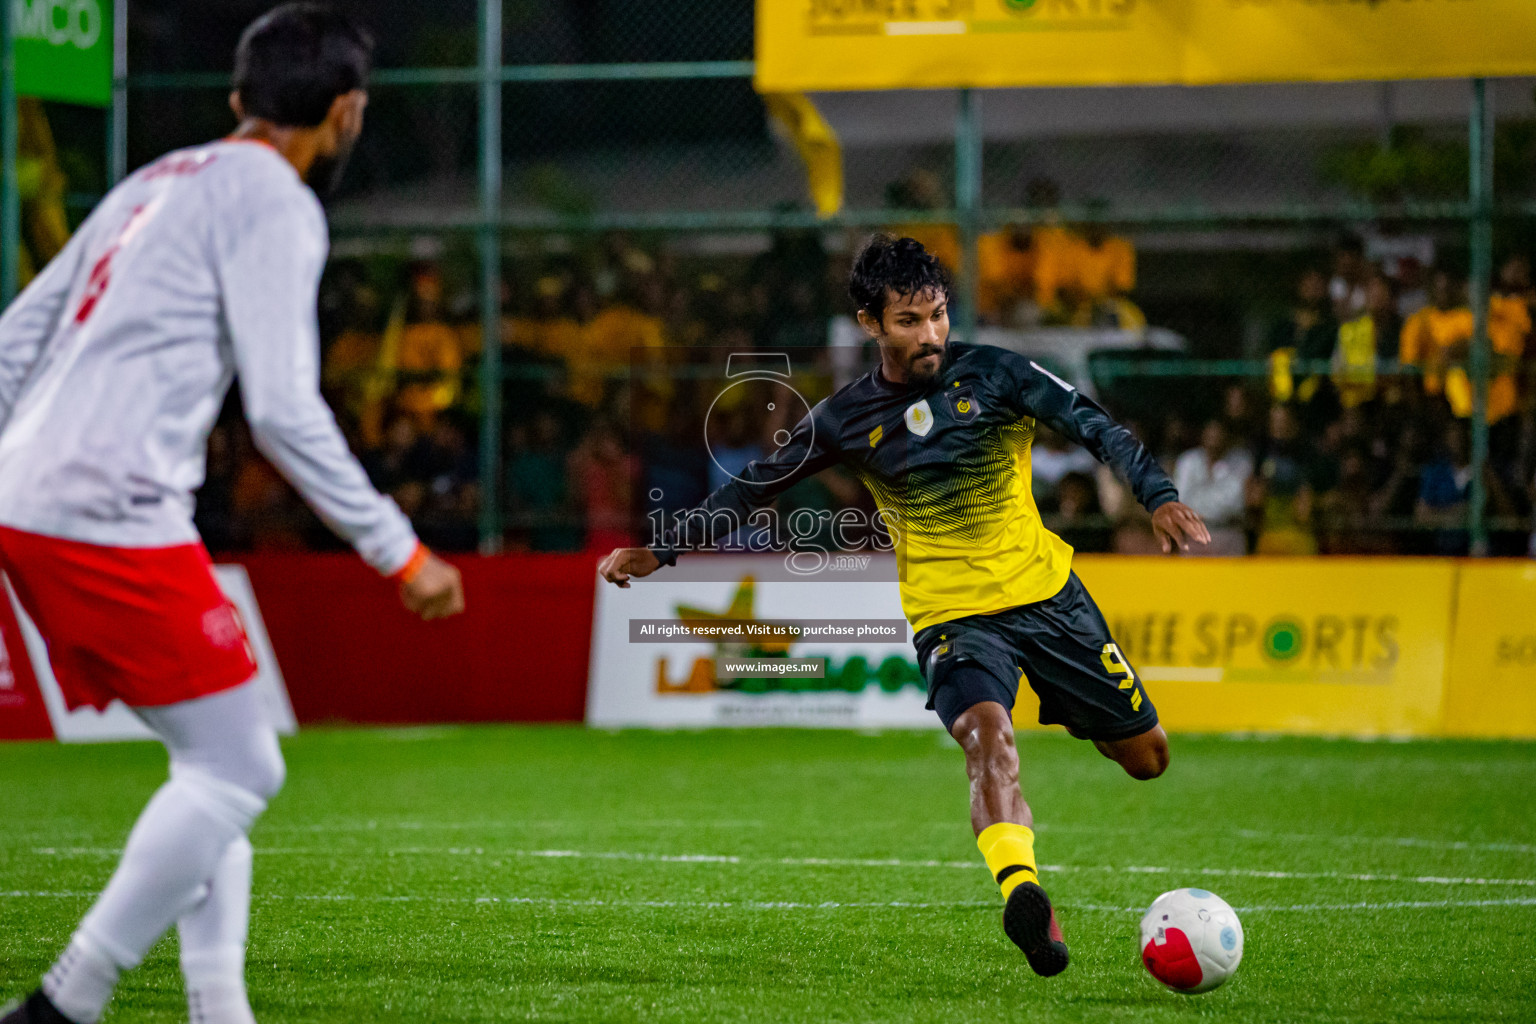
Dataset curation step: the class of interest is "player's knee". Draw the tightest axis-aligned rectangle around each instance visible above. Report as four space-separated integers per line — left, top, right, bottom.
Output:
168 764 270 834
1122 739 1169 781
253 751 286 802
242 731 286 802
207 726 286 803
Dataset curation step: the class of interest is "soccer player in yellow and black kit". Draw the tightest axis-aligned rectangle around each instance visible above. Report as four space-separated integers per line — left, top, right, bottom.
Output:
599 235 1210 977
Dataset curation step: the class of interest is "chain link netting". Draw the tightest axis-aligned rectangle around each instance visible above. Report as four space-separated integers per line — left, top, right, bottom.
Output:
127 0 480 73
21 3 1536 556
503 0 751 64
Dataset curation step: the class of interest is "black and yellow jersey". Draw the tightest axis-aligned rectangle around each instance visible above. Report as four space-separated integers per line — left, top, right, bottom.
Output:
652 343 1178 633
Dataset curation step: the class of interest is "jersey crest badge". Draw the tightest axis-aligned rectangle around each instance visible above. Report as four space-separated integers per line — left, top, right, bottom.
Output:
946 386 980 423
904 399 934 437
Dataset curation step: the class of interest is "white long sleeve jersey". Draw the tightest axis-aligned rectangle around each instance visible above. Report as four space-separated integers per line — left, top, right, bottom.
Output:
0 139 418 574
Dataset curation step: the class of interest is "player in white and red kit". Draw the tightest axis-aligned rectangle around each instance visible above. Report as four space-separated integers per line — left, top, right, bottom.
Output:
0 7 464 1023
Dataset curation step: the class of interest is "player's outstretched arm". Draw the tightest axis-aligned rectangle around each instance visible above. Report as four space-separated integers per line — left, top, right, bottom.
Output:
1003 352 1209 553
611 400 844 585
1150 501 1212 554
218 171 464 616
598 547 662 589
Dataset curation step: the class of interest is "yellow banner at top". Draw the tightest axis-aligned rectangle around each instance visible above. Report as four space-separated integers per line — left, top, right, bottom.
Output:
756 0 1536 93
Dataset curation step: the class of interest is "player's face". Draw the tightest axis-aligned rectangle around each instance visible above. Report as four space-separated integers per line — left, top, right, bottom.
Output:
873 288 949 385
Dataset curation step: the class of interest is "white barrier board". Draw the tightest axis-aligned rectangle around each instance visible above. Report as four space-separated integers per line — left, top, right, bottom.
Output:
587 555 937 730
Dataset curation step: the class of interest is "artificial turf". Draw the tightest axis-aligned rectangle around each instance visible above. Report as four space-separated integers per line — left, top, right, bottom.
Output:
3 726 1534 1023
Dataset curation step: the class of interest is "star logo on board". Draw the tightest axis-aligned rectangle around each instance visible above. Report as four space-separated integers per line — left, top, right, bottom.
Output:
673 577 797 657
905 399 934 437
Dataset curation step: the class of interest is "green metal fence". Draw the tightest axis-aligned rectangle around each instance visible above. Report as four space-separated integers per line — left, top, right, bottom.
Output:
2 1 1531 556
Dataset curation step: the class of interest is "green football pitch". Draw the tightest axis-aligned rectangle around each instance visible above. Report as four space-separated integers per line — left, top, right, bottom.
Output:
3 727 1535 1023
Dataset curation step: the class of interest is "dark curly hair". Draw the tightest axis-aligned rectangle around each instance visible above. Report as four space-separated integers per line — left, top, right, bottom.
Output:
848 233 952 325
234 4 373 128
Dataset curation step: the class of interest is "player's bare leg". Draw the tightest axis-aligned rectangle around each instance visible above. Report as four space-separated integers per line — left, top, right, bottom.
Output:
950 700 1069 977
951 700 1032 834
1089 724 1170 781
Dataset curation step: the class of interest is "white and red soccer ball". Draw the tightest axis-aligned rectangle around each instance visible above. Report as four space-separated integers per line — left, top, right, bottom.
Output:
1139 888 1244 993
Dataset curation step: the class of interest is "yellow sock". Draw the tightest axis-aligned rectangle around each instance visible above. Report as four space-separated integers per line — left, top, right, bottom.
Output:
977 822 1038 900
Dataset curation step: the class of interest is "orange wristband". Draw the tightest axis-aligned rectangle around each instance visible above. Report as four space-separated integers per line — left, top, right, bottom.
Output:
391 543 430 585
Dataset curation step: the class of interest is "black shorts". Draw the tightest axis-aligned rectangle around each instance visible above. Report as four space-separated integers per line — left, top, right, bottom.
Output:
913 571 1159 740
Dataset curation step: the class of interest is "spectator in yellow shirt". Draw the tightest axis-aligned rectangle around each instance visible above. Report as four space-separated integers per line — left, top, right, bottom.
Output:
1070 220 1143 328
1074 223 1135 300
1332 272 1401 409
393 264 464 427
1028 223 1080 320
505 275 584 360
1399 271 1471 402
1401 269 1523 424
975 226 1033 324
1014 177 1081 322
1489 255 1531 424
570 276 668 408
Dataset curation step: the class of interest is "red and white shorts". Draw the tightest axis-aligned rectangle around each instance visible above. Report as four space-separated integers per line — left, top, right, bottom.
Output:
0 525 257 712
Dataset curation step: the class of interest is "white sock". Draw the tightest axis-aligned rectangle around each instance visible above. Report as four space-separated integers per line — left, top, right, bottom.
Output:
41 932 118 1024
179 836 257 1024
43 767 266 1023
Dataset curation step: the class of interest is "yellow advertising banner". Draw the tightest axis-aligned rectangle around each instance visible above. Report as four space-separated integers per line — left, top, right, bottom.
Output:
1441 563 1536 739
757 0 1536 93
758 1 1185 92
1184 1 1536 86
1011 557 1458 737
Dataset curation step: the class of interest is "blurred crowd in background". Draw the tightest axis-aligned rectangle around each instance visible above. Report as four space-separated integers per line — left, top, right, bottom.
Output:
187 171 1536 560
17 99 1531 559
8 4 1534 564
